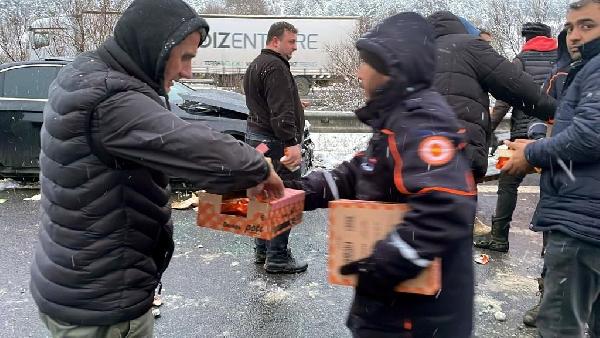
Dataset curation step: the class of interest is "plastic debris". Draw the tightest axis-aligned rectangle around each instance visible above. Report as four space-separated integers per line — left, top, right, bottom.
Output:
153 295 163 307
24 194 41 201
474 254 490 265
0 199 6 204
171 194 198 210
151 306 161 318
494 311 507 322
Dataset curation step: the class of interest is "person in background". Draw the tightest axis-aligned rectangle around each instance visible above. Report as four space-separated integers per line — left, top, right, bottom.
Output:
244 22 308 274
475 22 557 253
426 11 556 237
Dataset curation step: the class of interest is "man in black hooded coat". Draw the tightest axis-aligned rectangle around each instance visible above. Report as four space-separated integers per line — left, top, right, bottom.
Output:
286 12 476 337
427 11 557 182
30 0 283 335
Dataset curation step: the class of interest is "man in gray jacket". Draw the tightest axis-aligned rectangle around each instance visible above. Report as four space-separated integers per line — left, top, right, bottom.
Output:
30 0 283 336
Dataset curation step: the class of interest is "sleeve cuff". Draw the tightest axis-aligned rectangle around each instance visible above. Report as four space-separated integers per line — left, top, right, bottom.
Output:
284 138 298 147
525 141 545 168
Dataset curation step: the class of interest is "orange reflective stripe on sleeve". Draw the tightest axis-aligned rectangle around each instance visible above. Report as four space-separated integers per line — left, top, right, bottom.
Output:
381 129 477 197
545 72 568 95
382 129 411 194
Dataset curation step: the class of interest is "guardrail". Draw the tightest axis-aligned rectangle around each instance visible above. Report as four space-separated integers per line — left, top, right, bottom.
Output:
304 111 370 133
304 110 511 133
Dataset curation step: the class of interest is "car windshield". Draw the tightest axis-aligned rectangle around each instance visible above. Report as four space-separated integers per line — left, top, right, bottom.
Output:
168 82 195 105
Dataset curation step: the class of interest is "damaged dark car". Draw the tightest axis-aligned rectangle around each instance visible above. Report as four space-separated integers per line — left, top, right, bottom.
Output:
0 60 314 184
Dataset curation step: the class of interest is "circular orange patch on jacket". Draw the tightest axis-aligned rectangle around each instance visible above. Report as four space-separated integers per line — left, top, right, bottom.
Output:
418 136 455 166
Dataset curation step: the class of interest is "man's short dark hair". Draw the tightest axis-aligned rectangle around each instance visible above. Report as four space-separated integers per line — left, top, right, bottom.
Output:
267 22 298 43
570 0 600 9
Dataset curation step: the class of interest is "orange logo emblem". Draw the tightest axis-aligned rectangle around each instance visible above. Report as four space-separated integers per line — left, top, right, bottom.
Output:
418 136 455 166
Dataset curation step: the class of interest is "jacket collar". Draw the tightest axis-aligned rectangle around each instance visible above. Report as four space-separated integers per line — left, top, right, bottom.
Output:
579 36 600 63
261 49 290 68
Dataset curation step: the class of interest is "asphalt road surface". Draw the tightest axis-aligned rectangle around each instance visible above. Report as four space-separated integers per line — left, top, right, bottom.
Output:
0 175 544 337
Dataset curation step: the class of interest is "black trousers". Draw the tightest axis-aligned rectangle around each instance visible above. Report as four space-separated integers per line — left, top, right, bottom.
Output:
537 231 600 337
494 170 526 231
246 131 301 261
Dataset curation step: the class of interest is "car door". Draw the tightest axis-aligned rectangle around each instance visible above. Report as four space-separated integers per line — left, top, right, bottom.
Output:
0 64 62 177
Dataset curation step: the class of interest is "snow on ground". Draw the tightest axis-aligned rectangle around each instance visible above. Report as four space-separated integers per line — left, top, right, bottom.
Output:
310 133 371 170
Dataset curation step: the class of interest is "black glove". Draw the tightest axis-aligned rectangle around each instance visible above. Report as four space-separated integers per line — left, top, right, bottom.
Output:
340 257 398 299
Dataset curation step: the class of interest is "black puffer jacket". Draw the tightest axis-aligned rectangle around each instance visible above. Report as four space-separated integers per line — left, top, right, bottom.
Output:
427 11 556 179
31 0 269 326
491 36 558 139
288 13 476 337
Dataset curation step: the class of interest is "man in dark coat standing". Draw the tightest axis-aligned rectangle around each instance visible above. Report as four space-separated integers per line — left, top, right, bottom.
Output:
287 12 476 337
31 0 283 336
503 0 600 335
475 22 558 253
427 11 557 182
521 29 572 328
244 22 308 274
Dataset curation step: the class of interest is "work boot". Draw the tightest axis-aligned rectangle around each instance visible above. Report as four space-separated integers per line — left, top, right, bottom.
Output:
523 277 544 327
474 216 509 252
254 248 266 264
264 249 308 274
473 216 492 236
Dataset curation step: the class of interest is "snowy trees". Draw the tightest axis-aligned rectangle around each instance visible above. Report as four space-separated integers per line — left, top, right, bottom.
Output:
0 0 573 63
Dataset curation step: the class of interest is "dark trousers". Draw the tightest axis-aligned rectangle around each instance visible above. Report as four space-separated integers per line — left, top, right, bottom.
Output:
537 231 600 337
246 131 301 261
494 170 526 232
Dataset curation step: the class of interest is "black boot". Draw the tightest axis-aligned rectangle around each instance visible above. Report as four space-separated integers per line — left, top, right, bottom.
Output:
265 248 308 274
254 238 267 264
474 216 509 252
523 277 544 327
262 230 308 274
254 248 266 264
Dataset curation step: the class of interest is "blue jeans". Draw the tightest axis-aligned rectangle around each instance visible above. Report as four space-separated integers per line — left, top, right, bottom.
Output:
537 231 600 337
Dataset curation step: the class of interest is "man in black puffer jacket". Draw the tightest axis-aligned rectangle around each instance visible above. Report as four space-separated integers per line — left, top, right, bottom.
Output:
287 12 476 337
475 22 557 253
427 11 557 182
31 0 283 336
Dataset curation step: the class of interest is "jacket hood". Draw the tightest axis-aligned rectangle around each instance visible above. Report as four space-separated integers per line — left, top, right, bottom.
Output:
555 29 571 69
522 36 558 52
354 12 435 125
427 11 469 38
113 0 209 96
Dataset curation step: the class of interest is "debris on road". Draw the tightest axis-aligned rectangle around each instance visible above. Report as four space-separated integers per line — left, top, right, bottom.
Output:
0 199 6 204
23 194 41 201
153 295 163 307
494 311 507 322
474 254 490 265
152 306 161 318
171 193 198 210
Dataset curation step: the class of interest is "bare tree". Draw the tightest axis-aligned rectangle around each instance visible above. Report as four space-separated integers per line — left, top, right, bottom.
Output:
201 0 272 15
60 0 130 53
0 5 34 62
325 16 372 86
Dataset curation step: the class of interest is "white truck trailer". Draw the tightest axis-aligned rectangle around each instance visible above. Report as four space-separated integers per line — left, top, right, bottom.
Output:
194 15 360 95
